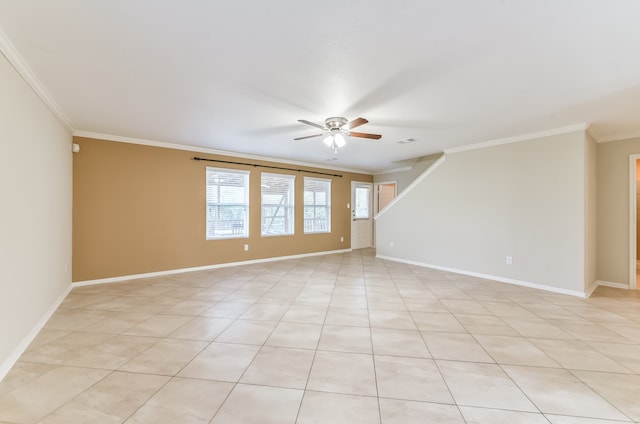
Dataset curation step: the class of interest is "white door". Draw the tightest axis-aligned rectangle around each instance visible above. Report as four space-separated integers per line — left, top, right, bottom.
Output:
351 182 373 249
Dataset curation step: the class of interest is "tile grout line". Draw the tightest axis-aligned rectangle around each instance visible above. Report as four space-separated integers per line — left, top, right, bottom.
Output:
564 368 635 422
207 261 308 424
34 368 118 423
5 250 640 423
292 253 341 424
123 261 287 423
363 256 384 424
398 260 467 422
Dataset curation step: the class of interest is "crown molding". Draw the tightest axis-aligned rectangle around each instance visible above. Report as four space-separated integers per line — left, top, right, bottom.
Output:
444 123 591 154
373 166 412 175
73 130 373 175
0 28 75 132
596 130 640 143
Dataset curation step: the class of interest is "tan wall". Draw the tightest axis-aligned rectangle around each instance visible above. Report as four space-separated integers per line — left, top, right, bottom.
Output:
72 137 372 281
596 137 640 285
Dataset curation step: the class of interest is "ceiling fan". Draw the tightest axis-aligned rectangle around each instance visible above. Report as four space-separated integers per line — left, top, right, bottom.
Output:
294 117 382 154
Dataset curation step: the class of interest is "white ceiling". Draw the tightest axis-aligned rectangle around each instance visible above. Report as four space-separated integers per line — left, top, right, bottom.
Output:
1 0 640 173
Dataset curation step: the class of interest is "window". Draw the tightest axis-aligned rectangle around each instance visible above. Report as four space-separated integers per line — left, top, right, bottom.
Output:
353 184 371 219
206 167 249 239
304 177 331 233
261 173 295 236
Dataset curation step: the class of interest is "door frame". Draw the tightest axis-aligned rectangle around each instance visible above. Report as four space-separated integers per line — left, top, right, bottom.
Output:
351 181 374 249
373 181 397 215
629 155 640 289
372 181 397 247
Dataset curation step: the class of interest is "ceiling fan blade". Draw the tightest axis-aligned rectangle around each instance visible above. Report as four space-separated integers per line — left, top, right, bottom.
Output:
348 131 382 140
342 117 368 130
294 133 325 140
298 119 327 130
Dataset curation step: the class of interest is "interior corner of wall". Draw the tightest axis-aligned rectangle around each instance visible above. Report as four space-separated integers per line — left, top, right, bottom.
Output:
0 282 72 383
584 280 599 298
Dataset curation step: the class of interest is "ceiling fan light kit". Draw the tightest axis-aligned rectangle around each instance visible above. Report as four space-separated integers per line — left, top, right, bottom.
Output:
323 131 346 154
333 132 346 147
295 116 382 154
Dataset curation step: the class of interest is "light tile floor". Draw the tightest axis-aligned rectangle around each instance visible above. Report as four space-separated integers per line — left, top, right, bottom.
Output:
1 249 640 423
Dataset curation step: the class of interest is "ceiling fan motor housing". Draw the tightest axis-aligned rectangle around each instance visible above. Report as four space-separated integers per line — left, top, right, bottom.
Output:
325 117 348 129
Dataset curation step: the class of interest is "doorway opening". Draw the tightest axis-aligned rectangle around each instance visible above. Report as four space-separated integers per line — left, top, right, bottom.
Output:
372 181 397 247
374 182 397 214
629 155 640 290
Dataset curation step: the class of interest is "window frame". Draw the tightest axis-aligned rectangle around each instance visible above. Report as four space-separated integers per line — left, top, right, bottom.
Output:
261 172 295 237
303 176 331 234
205 167 250 240
353 184 372 220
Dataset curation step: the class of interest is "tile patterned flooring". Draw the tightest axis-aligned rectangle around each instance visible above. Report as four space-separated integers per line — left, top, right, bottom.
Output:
1 249 640 423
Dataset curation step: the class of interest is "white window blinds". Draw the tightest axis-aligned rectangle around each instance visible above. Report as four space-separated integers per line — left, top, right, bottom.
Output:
206 167 249 239
304 177 331 233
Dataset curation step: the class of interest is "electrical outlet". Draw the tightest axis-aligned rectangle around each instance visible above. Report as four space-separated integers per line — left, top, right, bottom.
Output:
340 236 344 242
390 242 395 248
244 244 249 251
506 256 513 265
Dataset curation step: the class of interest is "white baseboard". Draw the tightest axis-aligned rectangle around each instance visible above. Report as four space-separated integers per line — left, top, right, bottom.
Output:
1 248 353 382
73 249 353 287
0 284 72 383
595 280 630 290
376 254 588 298
584 280 600 298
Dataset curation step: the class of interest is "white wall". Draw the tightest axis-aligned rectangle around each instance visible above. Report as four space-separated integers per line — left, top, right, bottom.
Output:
584 131 597 293
0 52 72 379
596 137 640 286
374 153 442 193
376 130 588 295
